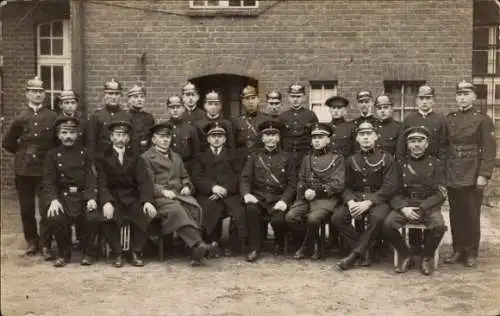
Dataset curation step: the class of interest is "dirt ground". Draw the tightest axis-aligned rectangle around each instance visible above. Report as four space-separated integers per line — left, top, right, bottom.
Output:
1 196 500 316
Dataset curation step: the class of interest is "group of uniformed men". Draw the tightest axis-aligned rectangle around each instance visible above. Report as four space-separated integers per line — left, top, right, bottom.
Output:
3 75 495 276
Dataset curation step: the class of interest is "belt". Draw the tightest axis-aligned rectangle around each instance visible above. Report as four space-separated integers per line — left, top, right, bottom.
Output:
355 186 372 194
61 186 83 195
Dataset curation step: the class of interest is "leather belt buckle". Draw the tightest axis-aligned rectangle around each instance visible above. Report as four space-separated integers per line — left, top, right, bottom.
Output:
69 186 78 193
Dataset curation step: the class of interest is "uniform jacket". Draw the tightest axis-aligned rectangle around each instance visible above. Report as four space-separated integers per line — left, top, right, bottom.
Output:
184 107 206 125
343 148 399 205
196 115 235 150
42 145 97 216
391 154 445 213
53 112 88 148
352 115 380 153
445 107 496 188
2 106 58 176
330 117 356 157
191 147 240 197
129 108 155 154
278 107 318 153
87 106 132 160
396 111 447 162
376 118 401 155
240 147 297 206
231 111 268 157
297 148 345 200
167 117 201 164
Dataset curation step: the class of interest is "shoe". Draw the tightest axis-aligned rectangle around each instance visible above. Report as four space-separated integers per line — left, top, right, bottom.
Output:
360 251 372 267
337 252 360 271
130 252 144 267
420 257 434 275
246 250 260 262
464 255 477 268
191 242 210 262
53 257 66 268
444 252 462 264
112 255 124 268
80 255 94 266
395 254 411 273
25 242 39 256
293 247 306 260
224 248 233 257
272 243 283 256
41 247 54 261
207 242 221 259
311 244 320 261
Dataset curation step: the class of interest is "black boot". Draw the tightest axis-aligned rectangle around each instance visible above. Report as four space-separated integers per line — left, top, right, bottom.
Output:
337 252 360 271
444 252 463 264
420 257 434 275
293 228 311 260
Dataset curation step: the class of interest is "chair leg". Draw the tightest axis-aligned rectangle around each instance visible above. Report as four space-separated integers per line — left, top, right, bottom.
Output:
320 223 326 258
158 236 164 262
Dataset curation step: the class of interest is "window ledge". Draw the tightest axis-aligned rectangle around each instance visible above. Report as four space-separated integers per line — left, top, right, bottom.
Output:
186 8 261 17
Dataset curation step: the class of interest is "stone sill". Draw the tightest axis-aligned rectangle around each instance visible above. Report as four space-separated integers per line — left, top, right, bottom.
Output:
186 8 261 17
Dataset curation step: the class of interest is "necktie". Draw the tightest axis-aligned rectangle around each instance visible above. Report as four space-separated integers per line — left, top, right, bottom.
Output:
117 151 124 165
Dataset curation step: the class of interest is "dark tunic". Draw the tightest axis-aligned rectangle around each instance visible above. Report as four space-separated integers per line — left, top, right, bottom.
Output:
184 107 206 126
376 118 401 156
195 115 235 150
129 108 155 154
167 117 201 173
330 117 356 157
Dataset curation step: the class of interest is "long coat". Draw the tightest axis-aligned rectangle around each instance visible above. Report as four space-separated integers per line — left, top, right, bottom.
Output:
142 147 202 233
96 147 154 231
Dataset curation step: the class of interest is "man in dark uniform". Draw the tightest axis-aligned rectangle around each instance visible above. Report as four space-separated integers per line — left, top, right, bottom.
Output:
278 83 318 169
285 123 345 260
444 80 496 268
182 81 206 125
265 90 283 119
166 95 200 175
2 76 58 256
128 84 155 154
383 126 447 275
96 120 157 267
324 96 356 157
57 90 87 148
231 85 268 172
396 85 447 163
42 117 102 267
142 122 214 266
375 95 400 156
87 78 132 161
351 91 379 128
195 91 235 150
240 120 297 262
331 121 398 270
192 122 247 255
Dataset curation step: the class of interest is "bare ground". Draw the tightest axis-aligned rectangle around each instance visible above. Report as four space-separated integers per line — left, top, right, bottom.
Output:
1 196 500 316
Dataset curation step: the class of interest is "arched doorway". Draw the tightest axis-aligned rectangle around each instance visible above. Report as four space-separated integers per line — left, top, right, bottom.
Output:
191 74 258 118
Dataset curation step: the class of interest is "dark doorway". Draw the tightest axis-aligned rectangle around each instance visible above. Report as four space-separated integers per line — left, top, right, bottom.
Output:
191 74 258 118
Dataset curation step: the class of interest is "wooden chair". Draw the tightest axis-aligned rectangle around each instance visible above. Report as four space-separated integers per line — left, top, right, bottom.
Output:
393 223 441 269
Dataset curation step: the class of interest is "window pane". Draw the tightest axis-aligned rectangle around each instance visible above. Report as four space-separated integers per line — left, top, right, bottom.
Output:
52 21 63 37
472 51 488 74
207 0 219 5
495 85 500 101
40 66 51 89
473 27 489 49
43 93 52 109
243 0 256 6
310 87 322 103
52 39 63 55
192 0 204 6
52 92 61 112
474 84 488 101
497 51 500 75
229 0 242 6
393 109 403 122
311 104 332 123
323 88 335 100
53 66 64 91
40 39 51 55
403 84 419 109
384 82 402 107
39 23 50 37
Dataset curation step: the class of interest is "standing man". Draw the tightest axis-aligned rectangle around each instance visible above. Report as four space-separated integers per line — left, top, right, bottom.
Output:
182 81 206 125
240 120 297 262
96 120 157 267
374 95 400 156
196 91 235 150
166 95 200 175
444 80 496 268
383 126 447 275
57 90 87 148
352 91 379 128
42 117 101 267
231 85 268 171
278 83 318 168
2 76 57 256
128 84 155 154
324 96 356 157
265 90 283 119
87 78 132 161
396 85 447 163
331 122 398 270
285 123 345 260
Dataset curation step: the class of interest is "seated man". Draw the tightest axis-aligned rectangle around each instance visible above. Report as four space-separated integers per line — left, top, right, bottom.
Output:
331 121 398 270
96 120 157 268
383 126 447 275
240 119 296 262
286 123 345 260
142 122 214 266
43 117 100 267
192 122 246 255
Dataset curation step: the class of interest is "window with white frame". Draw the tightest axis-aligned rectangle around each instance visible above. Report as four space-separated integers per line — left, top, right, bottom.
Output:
309 81 337 123
37 20 72 112
383 81 425 121
190 0 258 8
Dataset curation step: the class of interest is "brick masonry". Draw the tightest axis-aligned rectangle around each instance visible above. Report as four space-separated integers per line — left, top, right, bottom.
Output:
2 0 498 194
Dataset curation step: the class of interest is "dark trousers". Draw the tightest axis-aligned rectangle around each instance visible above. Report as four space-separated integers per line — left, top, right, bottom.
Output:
46 210 101 257
101 220 149 255
15 175 50 247
331 203 390 255
245 203 287 252
447 186 484 257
